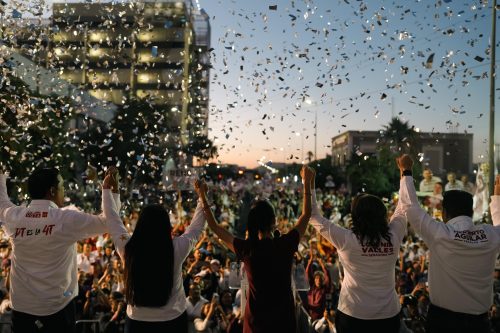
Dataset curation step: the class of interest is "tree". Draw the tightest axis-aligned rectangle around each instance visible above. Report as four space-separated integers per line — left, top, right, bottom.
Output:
346 153 393 197
380 117 417 155
307 151 314 163
0 68 78 183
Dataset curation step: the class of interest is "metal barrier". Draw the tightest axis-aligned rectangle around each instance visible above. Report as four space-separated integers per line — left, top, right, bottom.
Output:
297 304 314 333
75 320 100 333
0 321 12 333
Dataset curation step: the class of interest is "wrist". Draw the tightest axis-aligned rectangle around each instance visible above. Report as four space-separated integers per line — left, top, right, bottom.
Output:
401 170 412 177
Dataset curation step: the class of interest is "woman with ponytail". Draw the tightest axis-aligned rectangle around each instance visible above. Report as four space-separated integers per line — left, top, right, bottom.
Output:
308 174 407 333
195 166 314 333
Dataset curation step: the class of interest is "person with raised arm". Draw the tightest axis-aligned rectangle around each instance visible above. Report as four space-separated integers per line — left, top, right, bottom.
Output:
101 169 206 333
194 165 314 333
397 154 500 333
309 167 407 333
0 166 117 333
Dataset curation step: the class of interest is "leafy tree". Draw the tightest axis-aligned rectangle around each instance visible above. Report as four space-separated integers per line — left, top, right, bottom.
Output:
0 68 77 183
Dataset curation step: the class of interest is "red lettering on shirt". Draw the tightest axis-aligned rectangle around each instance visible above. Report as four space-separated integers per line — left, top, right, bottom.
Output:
15 228 26 238
25 211 48 218
43 224 55 236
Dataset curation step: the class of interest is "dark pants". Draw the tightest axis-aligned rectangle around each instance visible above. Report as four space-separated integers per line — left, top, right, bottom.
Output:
125 311 187 333
426 303 489 333
12 299 76 333
335 310 399 333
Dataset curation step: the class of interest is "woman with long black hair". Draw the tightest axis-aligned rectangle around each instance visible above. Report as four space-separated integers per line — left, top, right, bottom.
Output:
102 169 206 333
195 166 315 333
308 174 407 333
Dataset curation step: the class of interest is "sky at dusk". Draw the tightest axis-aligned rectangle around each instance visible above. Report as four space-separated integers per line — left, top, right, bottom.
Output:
199 0 498 168
12 0 500 168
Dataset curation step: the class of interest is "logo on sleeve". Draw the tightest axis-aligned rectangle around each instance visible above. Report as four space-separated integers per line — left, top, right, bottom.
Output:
453 230 488 243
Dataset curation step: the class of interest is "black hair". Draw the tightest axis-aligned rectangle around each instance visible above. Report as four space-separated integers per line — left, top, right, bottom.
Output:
247 200 276 241
351 194 391 247
27 168 60 199
442 190 473 220
124 205 174 307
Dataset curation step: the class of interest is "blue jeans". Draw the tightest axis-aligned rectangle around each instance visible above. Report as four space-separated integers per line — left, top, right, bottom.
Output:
125 311 187 333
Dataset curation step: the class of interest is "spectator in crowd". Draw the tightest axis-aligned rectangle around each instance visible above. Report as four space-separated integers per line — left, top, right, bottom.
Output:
194 297 229 333
102 169 206 333
187 283 208 333
195 166 314 333
397 156 500 333
309 167 407 333
419 168 442 193
444 172 464 191
0 167 116 333
313 309 336 333
461 174 475 194
306 252 330 321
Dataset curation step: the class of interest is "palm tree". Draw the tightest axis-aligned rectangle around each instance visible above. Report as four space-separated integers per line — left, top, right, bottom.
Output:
380 117 417 154
307 151 314 163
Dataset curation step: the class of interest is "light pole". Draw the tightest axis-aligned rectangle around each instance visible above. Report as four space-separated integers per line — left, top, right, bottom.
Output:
314 109 318 162
489 0 497 199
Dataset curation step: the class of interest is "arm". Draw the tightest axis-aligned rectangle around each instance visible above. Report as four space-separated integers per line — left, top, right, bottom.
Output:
195 180 235 253
397 155 445 244
491 175 500 226
306 255 314 287
309 175 348 250
102 173 129 260
293 166 314 238
318 258 330 287
0 173 16 222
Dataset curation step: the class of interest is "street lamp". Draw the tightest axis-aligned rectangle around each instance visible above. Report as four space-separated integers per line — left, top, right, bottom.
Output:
489 0 497 201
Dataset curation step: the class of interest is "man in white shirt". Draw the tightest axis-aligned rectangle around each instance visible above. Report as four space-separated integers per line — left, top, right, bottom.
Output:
397 155 500 333
444 172 464 192
77 243 98 275
0 167 116 333
419 168 442 193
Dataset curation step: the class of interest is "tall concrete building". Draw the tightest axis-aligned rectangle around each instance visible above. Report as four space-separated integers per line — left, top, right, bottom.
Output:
8 0 210 145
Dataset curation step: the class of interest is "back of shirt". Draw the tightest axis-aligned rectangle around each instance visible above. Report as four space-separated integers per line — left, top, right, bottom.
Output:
401 176 500 314
336 224 403 319
234 229 300 333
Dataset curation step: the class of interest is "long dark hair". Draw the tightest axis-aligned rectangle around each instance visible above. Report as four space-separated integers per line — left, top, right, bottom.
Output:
124 205 174 306
247 200 276 241
351 194 391 247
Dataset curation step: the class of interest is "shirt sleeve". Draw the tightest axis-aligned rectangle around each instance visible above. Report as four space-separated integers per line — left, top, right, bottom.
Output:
0 174 16 223
60 189 115 241
173 200 206 262
102 189 129 260
310 191 348 250
399 176 445 246
490 196 500 227
389 184 408 244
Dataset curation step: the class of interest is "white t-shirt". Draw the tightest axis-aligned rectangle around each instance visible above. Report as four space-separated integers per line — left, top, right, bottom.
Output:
400 176 500 314
310 190 407 320
103 193 206 321
0 174 113 316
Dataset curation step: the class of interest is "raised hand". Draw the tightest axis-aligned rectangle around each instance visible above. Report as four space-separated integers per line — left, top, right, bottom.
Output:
194 179 208 199
396 154 413 176
300 166 315 186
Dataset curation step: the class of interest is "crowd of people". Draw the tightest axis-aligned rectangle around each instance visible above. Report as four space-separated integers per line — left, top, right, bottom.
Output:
0 161 498 333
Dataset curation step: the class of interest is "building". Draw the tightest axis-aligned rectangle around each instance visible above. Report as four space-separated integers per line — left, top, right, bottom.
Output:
7 0 210 145
331 130 474 176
